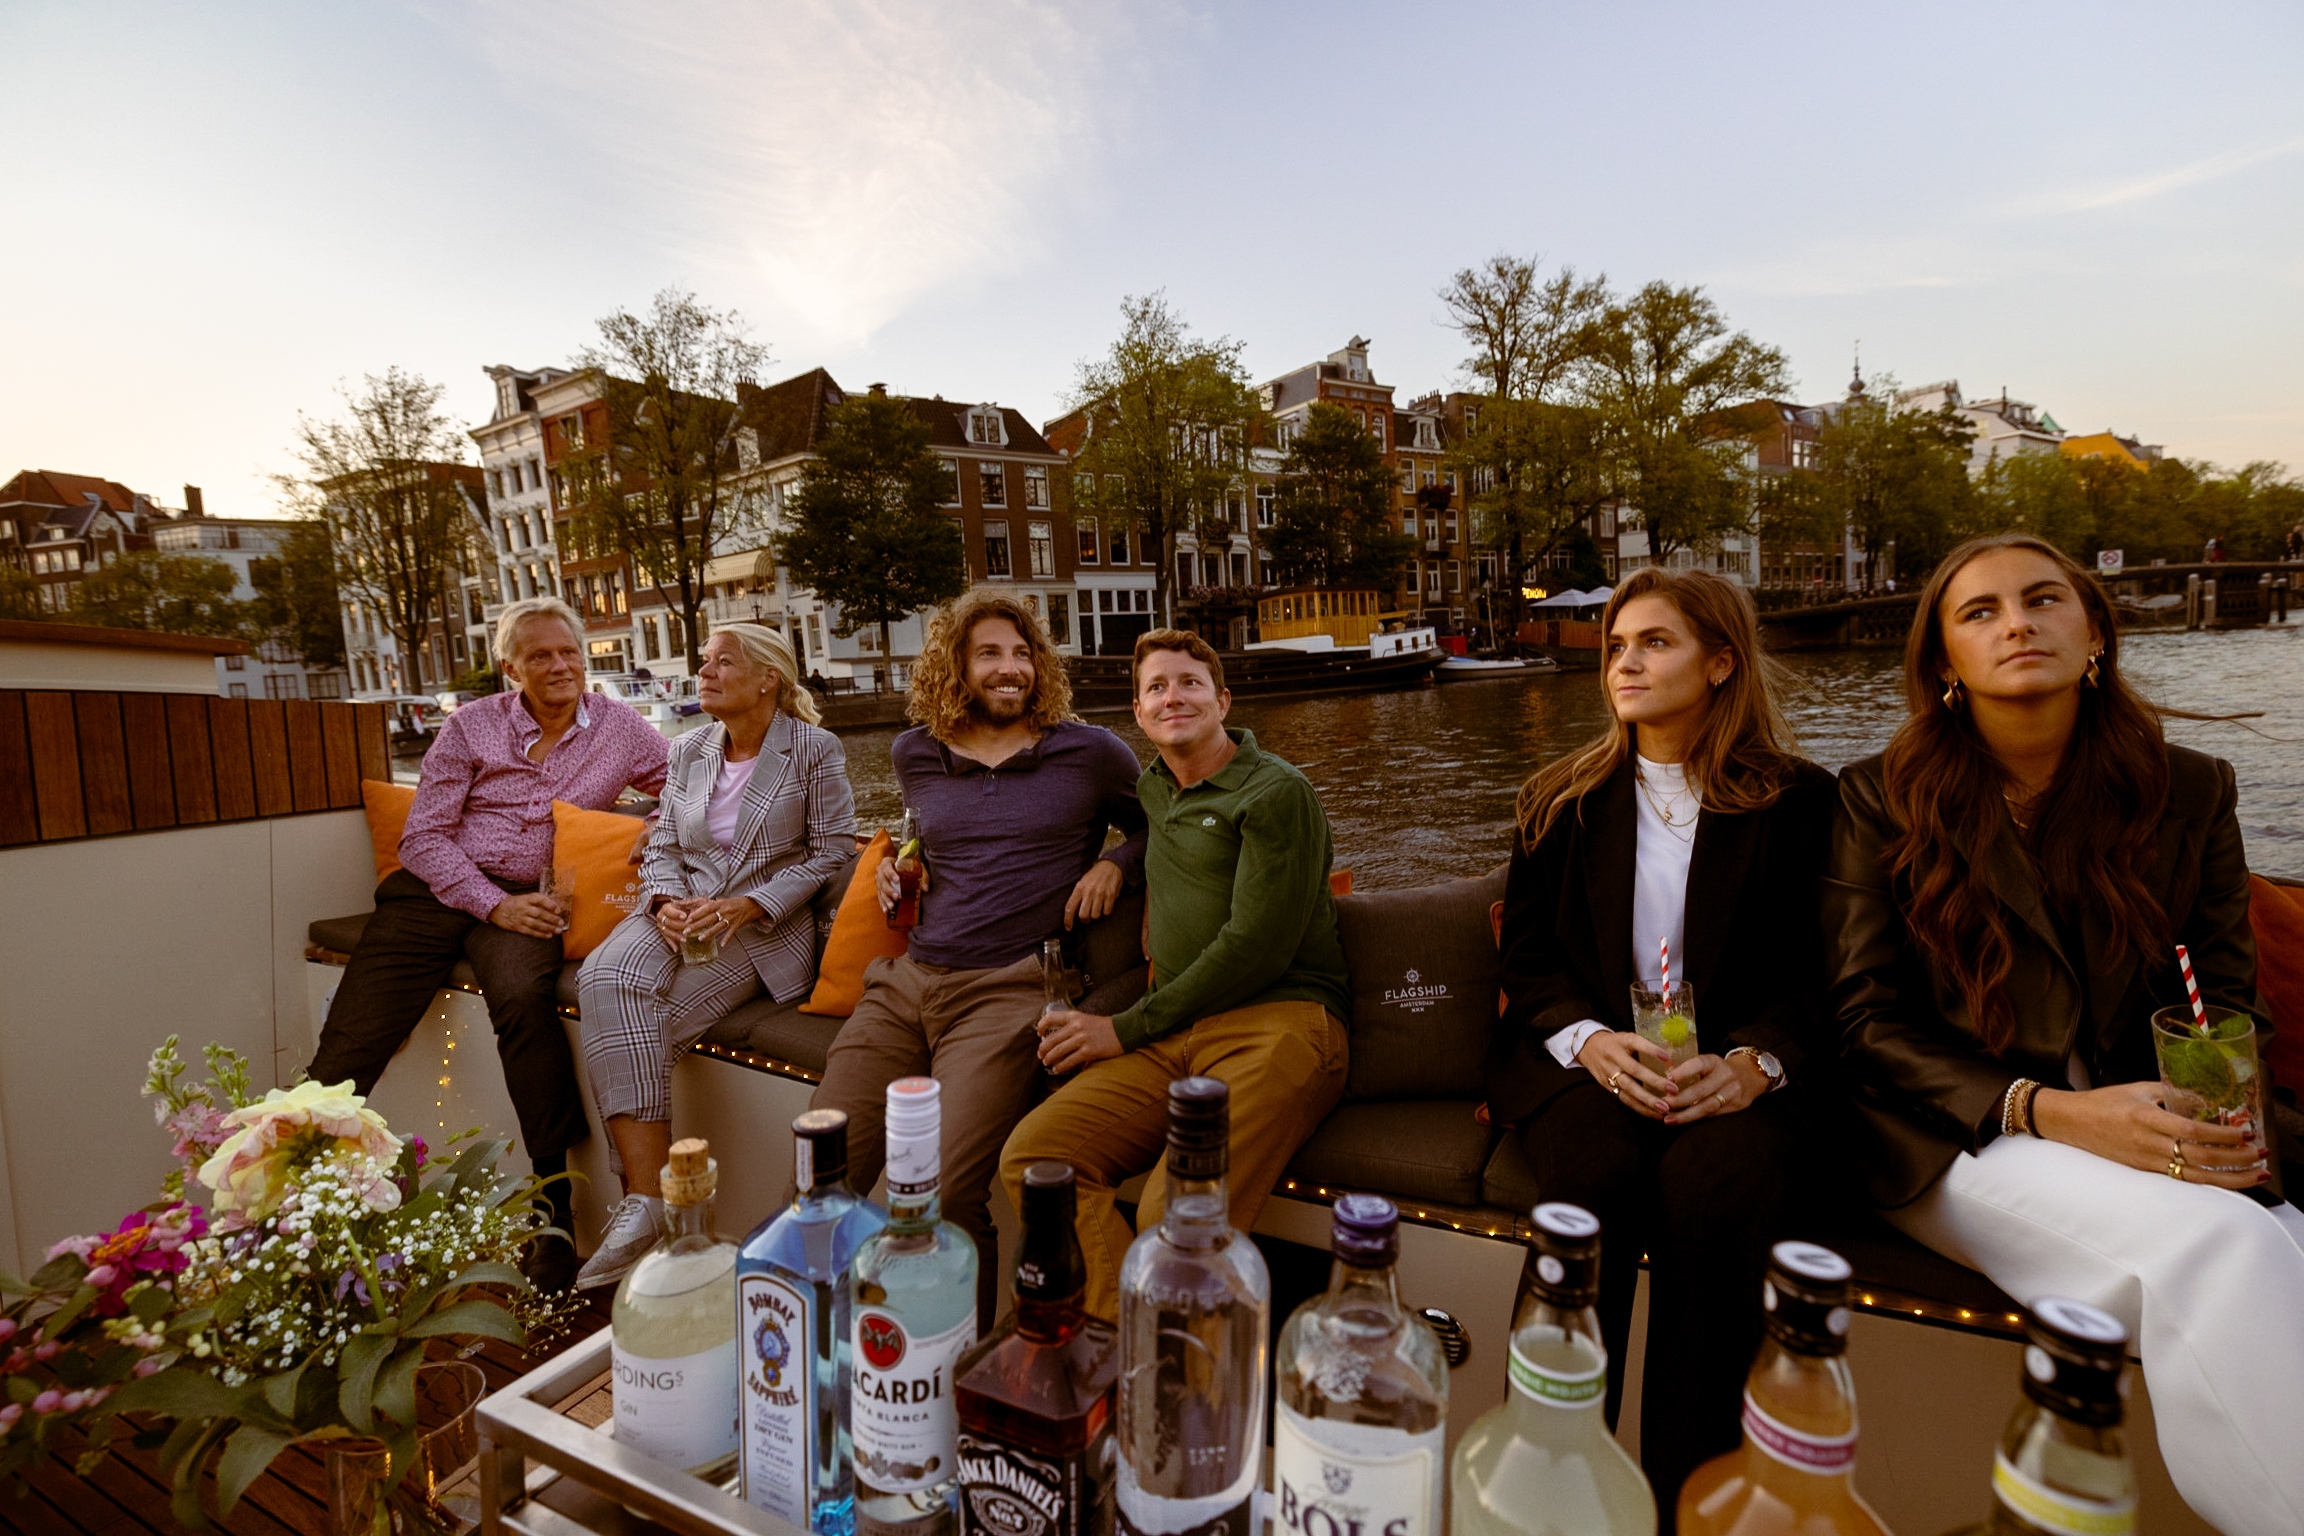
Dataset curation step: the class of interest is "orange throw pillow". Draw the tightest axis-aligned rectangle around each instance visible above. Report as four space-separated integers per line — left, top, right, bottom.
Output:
801 829 909 1017
2249 874 2304 1095
551 801 655 960
361 780 416 881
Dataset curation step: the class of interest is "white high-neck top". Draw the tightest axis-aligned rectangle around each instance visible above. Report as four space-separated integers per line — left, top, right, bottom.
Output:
1546 755 1699 1070
705 753 759 850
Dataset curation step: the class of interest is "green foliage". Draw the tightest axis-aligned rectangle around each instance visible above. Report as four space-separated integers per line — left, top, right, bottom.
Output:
1437 254 1609 403
68 552 253 638
1445 399 1614 633
1970 449 2304 566
780 392 967 657
449 665 500 695
0 565 41 621
1266 403 1412 588
1810 382 1976 586
247 516 344 668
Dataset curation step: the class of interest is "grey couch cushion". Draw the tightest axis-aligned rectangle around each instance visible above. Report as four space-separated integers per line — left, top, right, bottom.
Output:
1284 1100 1499 1208
1334 866 1508 1102
1479 1129 1541 1214
701 997 845 1075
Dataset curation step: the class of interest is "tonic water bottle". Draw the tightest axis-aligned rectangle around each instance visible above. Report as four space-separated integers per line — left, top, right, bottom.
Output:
851 1077 980 1535
954 1162 1120 1536
1450 1202 1654 1536
1275 1193 1449 1536
1676 1242 1891 1536
1940 1297 2134 1536
610 1138 740 1478
1116 1077 1269 1536
738 1109 891 1533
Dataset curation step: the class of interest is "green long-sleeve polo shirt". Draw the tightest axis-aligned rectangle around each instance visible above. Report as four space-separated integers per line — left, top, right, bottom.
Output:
1111 728 1353 1051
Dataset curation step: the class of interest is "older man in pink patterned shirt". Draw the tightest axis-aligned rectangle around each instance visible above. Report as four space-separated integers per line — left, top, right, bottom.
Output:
309 598 668 1288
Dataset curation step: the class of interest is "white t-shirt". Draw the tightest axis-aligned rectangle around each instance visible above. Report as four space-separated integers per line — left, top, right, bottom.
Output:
1546 755 1698 1069
705 753 759 850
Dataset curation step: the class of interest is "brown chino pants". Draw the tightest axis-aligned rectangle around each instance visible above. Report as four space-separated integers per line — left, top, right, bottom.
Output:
810 951 1051 1332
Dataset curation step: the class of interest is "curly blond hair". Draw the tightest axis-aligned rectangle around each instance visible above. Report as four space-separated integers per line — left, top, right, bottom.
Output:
906 588 1075 741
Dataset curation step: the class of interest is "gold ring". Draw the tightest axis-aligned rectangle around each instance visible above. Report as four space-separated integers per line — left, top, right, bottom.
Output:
2171 1135 2185 1160
1714 1090 1728 1108
2168 1156 2186 1181
1607 1070 1624 1096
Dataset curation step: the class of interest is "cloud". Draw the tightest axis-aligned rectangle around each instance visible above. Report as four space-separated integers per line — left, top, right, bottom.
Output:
2035 136 2304 215
443 0 1155 345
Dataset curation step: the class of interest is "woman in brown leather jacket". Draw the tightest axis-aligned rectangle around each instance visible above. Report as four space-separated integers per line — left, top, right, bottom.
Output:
1824 533 2304 1535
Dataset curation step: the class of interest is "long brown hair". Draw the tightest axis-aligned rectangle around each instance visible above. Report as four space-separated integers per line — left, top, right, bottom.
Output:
906 588 1075 741
1516 567 1804 845
1881 533 2168 1051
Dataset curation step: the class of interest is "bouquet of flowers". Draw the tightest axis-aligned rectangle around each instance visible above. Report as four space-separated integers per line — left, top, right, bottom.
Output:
0 1037 574 1529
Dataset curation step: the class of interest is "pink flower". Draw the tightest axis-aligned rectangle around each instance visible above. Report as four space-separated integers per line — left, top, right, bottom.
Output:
134 1357 166 1377
198 1081 401 1224
0 1319 15 1345
85 1264 118 1289
0 1403 19 1428
30 1390 61 1415
33 1341 61 1363
2 1349 29 1373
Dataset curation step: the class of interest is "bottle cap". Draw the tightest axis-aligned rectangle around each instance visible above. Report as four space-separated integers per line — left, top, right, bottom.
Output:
660 1138 716 1206
792 1109 848 1194
1164 1077 1230 1182
2022 1297 2128 1427
1527 1202 1601 1306
885 1077 941 1196
1331 1194 1398 1267
1762 1241 1853 1356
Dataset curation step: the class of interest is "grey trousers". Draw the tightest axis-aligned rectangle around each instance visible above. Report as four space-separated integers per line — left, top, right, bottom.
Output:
576 910 768 1173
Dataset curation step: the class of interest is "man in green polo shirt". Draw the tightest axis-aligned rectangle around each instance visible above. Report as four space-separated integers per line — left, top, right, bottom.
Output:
1001 627 1351 1319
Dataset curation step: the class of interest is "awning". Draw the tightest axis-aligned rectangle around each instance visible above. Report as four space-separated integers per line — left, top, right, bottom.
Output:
703 548 775 587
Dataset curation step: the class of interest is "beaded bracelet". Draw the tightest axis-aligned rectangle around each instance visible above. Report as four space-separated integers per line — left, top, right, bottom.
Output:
2001 1077 2044 1139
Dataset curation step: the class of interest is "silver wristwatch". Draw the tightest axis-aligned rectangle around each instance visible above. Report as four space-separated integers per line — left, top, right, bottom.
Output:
1727 1046 1784 1091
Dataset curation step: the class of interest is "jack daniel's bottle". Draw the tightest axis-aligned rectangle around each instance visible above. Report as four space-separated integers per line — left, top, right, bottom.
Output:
954 1163 1120 1536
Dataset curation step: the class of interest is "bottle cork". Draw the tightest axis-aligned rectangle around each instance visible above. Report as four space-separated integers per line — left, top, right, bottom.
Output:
660 1137 717 1206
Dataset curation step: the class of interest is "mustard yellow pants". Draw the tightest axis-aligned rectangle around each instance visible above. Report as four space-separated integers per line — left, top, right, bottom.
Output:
999 999 1348 1321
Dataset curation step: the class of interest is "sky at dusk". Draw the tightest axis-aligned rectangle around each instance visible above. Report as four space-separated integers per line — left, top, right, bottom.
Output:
6 1 2301 518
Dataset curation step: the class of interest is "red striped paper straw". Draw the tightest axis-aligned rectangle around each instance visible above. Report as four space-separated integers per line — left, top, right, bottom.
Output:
1660 937 1672 1006
2175 942 2208 1032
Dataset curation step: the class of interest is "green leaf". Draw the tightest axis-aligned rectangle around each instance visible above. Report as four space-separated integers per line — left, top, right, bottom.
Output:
0 1269 33 1295
372 1345 423 1431
295 1360 338 1427
109 1366 249 1422
383 1424 420 1487
154 1416 210 1480
215 1424 297 1514
27 1255 85 1291
261 1358 308 1421
131 1286 173 1324
401 1297 523 1345
442 1261 528 1293
6 1375 35 1404
42 1284 97 1337
169 1418 232 1531
338 1332 392 1433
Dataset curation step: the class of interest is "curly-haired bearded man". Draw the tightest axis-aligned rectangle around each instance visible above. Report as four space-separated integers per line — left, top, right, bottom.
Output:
810 590 1145 1330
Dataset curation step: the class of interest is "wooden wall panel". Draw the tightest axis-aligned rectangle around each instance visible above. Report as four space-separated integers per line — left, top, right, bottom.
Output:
24 694 86 840
119 693 178 830
283 701 327 813
0 693 38 847
73 693 133 837
354 702 388 784
247 701 293 817
164 694 218 825
208 698 257 822
319 705 359 807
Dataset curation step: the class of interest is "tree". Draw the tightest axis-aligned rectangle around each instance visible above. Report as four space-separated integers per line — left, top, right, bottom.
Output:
564 288 770 672
1811 381 1974 588
779 391 967 663
1978 450 2093 558
1446 399 1614 633
1586 282 1793 565
1266 403 1413 588
0 566 41 621
69 552 250 636
1066 294 1258 620
1437 254 1609 403
248 516 344 669
280 369 479 692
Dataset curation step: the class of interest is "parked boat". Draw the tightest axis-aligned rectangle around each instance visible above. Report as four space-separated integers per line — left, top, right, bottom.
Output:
1437 654 1558 681
1065 625 1444 711
587 671 708 738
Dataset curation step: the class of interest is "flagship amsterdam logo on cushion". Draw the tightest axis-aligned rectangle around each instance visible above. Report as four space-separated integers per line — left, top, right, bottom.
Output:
1384 966 1452 1013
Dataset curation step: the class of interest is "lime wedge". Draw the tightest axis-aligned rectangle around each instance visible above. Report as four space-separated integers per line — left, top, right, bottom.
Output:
1658 1013 1692 1049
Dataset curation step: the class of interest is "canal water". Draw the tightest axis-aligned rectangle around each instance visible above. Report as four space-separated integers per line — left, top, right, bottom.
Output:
841 625 2304 889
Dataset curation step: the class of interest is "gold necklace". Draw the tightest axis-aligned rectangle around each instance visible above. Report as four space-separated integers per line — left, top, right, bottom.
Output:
1636 764 1694 829
2001 788 2033 831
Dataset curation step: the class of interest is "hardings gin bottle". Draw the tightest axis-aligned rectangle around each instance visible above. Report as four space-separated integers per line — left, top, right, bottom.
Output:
1450 1202 1653 1536
738 1109 891 1533
1116 1077 1269 1536
1677 1242 1890 1536
1274 1194 1449 1536
852 1077 981 1535
1944 1297 2135 1536
954 1162 1121 1536
610 1138 741 1478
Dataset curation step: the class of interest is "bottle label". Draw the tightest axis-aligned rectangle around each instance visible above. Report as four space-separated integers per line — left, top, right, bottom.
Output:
853 1308 974 1493
1993 1450 2136 1536
887 1128 940 1199
1272 1404 1441 1536
958 1425 1110 1536
611 1340 739 1470
1507 1341 1605 1410
1115 1496 1253 1536
737 1271 814 1524
1740 1392 1857 1475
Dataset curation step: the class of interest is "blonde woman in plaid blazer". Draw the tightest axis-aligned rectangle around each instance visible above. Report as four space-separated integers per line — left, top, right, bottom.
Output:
575 623 854 1287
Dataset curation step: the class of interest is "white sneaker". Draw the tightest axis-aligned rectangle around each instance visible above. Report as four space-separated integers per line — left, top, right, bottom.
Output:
576 1194 666 1290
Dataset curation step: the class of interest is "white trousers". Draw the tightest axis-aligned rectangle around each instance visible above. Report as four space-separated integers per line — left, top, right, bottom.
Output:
1887 1136 2304 1536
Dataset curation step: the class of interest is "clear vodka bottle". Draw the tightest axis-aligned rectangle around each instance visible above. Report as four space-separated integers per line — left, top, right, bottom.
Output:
610 1138 741 1478
1275 1194 1450 1536
851 1077 980 1536
738 1109 891 1533
1116 1077 1269 1536
1450 1203 1654 1536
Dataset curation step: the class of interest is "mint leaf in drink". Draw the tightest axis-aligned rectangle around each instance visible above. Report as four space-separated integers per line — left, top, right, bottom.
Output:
2159 1035 2242 1111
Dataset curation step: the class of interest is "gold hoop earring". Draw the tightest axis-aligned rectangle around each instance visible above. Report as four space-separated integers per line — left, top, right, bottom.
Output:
1941 676 1965 711
2085 652 2102 688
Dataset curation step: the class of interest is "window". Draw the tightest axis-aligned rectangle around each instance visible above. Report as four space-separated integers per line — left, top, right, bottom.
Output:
983 519 1012 577
1225 490 1246 530
807 613 824 654
1417 419 1438 450
561 414 585 451
1024 467 1049 509
1048 592 1071 645
939 459 960 505
1077 519 1100 564
611 569 628 616
979 462 1006 506
1400 466 1416 494
643 617 661 662
1109 526 1130 566
1074 473 1094 503
224 652 245 671
970 409 1004 445
1028 520 1054 578
1256 485 1275 527
1403 511 1419 540
1176 554 1193 589
1138 531 1157 566
228 682 248 699
488 469 503 500
1230 552 1248 586
1447 560 1462 593
527 456 542 489
264 673 301 700
1098 589 1114 612
1368 412 1385 449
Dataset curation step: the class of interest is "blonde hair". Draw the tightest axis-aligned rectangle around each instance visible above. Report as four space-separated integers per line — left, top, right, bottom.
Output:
712 622 822 725
494 596 585 665
1515 566 1801 846
906 589 1073 741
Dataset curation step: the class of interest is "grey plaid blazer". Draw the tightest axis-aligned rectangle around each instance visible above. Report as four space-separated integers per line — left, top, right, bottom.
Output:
639 711 856 1003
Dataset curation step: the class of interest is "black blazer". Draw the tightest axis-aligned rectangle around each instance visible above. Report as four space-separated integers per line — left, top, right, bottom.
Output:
1487 755 1841 1128
1824 744 2268 1208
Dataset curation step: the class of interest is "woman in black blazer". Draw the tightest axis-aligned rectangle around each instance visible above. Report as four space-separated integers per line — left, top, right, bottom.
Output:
1490 567 1837 1518
1824 533 2302 1535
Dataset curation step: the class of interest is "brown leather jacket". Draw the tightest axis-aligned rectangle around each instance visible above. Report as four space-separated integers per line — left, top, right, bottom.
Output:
1824 744 2268 1207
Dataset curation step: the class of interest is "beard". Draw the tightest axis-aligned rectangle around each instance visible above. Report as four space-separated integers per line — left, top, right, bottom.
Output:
966 677 1033 724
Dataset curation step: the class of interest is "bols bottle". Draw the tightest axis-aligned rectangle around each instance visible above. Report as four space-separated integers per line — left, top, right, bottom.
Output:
851 1077 980 1535
1274 1194 1449 1536
1943 1297 2135 1536
738 1109 891 1533
1116 1078 1269 1536
955 1163 1120 1536
610 1139 741 1478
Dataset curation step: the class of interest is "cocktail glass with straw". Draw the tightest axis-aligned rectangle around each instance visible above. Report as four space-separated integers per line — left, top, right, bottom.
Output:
1631 938 1699 1070
2153 942 2266 1164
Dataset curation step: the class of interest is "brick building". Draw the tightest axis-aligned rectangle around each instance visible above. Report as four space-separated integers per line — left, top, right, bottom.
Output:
0 470 165 613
